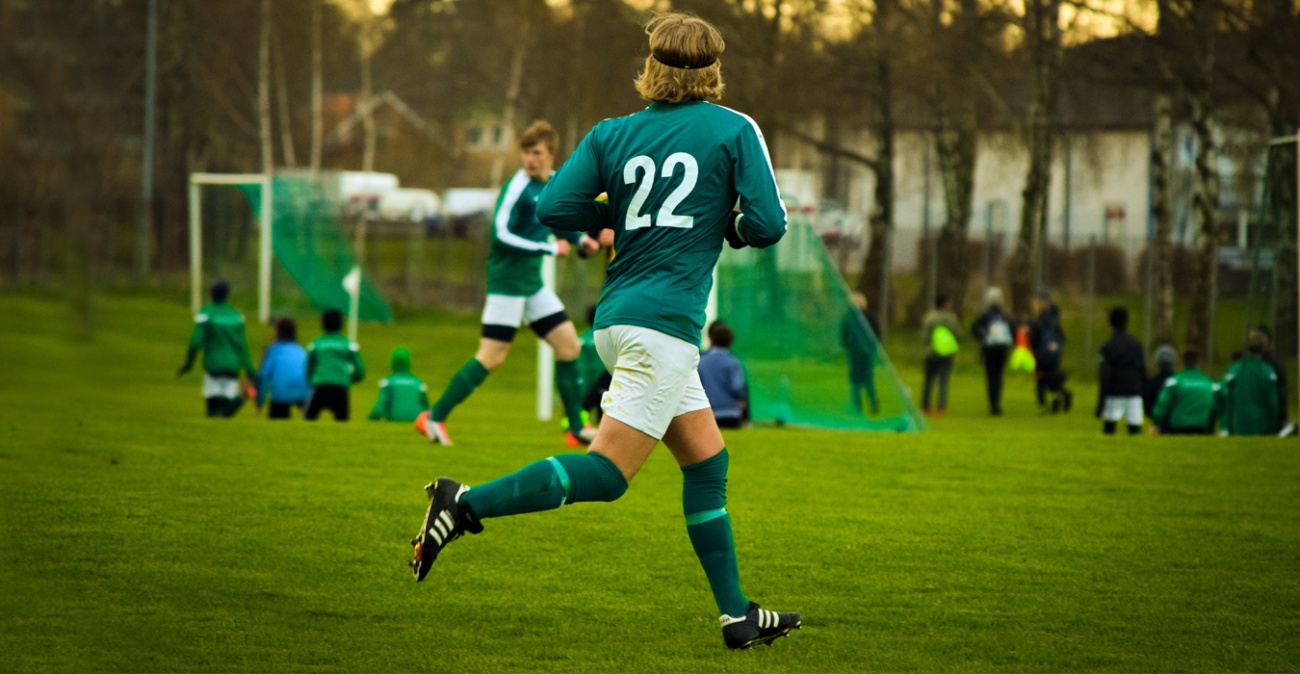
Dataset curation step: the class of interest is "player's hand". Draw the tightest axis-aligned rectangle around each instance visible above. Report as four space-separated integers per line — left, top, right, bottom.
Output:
724 213 748 249
555 239 571 257
598 228 615 247
577 234 601 258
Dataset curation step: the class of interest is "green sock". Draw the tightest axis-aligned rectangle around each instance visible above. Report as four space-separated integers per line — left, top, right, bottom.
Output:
431 359 489 422
555 359 586 433
682 449 749 618
462 452 627 519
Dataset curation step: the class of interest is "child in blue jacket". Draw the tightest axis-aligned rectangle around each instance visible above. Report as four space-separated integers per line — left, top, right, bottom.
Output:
257 317 311 419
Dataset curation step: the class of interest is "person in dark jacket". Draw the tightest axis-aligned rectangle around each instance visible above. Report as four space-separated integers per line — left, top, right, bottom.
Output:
841 292 881 415
970 287 1014 415
1251 325 1289 429
1220 330 1282 436
698 321 749 429
1144 344 1177 418
1096 306 1147 435
1028 290 1072 413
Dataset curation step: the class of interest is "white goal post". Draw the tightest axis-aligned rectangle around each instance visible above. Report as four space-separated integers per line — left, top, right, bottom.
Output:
188 172 273 323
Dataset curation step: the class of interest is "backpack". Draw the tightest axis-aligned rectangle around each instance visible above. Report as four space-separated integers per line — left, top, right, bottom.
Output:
985 316 1013 347
931 325 959 357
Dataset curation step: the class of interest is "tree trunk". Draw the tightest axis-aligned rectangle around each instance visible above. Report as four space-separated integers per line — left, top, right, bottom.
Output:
310 0 323 177
1150 90 1175 345
934 102 976 316
1184 5 1219 361
1009 0 1060 319
274 22 297 168
490 17 529 188
856 0 896 338
360 38 375 172
259 0 274 175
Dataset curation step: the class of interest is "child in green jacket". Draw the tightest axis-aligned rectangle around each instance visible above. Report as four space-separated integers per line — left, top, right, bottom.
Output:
177 280 258 417
304 309 365 421
370 347 429 422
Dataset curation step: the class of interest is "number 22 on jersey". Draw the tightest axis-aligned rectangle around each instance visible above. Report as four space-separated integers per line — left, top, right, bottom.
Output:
623 152 698 230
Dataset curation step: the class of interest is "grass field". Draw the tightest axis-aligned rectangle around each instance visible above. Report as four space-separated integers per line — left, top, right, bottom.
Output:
2 291 1299 672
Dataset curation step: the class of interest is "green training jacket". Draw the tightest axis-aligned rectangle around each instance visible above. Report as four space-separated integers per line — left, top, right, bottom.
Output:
369 347 428 422
1220 355 1280 435
307 332 365 387
182 301 258 379
1151 367 1220 433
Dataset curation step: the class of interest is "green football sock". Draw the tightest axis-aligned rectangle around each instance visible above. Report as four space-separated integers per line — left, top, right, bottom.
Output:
461 452 627 519
555 358 586 433
682 449 749 618
431 359 489 422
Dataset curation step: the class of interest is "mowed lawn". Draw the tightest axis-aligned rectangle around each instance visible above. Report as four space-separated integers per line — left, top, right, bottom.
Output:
2 292 1298 673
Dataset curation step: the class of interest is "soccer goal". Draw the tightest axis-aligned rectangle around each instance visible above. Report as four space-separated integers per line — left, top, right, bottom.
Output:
188 173 392 328
541 207 925 432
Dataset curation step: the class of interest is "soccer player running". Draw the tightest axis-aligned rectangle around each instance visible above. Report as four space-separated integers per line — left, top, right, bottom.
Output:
409 14 802 650
415 121 601 447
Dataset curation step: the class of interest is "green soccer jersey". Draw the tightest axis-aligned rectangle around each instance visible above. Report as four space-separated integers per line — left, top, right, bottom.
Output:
537 100 787 345
369 346 428 421
306 332 365 387
182 301 258 378
1151 366 1221 432
486 169 582 297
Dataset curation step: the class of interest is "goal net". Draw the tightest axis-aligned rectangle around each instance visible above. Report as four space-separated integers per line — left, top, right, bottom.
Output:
188 173 392 325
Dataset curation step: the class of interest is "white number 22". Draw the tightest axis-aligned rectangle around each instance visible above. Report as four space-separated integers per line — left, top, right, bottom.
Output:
622 152 698 230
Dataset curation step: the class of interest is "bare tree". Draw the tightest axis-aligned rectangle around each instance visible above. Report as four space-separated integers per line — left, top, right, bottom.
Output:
310 0 323 177
1008 0 1062 318
1183 0 1221 359
259 0 274 175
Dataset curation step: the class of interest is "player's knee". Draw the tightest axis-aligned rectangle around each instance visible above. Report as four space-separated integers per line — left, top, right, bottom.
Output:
552 339 581 362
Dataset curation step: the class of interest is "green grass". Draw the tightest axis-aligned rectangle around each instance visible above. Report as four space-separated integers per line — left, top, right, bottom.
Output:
2 292 1299 672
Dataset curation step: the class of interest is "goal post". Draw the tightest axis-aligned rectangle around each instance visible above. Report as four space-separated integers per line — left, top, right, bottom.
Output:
189 173 272 322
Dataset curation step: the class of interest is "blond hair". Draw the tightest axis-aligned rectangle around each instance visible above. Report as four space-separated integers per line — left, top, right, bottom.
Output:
519 120 559 154
634 14 725 103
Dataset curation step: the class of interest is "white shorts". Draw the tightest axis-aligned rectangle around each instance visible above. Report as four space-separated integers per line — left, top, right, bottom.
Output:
1103 396 1144 426
594 325 711 440
202 374 240 399
481 288 565 329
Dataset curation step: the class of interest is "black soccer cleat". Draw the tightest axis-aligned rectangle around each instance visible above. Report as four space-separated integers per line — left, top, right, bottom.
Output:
721 602 802 650
409 477 481 581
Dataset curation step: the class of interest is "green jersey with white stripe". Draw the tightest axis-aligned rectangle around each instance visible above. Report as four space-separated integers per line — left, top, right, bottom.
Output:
537 100 787 345
486 169 582 296
183 301 258 378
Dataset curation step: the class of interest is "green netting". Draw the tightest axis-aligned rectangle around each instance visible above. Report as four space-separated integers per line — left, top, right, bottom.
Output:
715 214 926 432
238 177 392 322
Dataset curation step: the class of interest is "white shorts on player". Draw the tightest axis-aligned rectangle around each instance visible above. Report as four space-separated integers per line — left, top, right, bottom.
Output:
202 374 240 399
480 288 566 339
1102 395 1144 426
594 325 711 440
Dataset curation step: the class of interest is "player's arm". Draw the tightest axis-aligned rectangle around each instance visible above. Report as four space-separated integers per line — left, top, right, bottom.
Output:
256 353 274 408
495 173 560 255
729 120 787 250
350 344 366 384
238 325 258 382
306 343 318 383
1151 382 1174 429
537 131 613 233
369 380 389 420
178 316 206 376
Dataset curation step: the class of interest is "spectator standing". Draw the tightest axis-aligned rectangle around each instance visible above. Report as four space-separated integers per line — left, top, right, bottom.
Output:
1028 290 1072 412
1144 345 1177 418
177 279 258 418
1250 325 1289 429
840 292 881 415
1096 306 1147 435
970 287 1014 415
1150 349 1220 435
1220 331 1282 436
370 347 430 422
257 317 310 419
698 321 748 429
920 294 961 416
304 309 366 421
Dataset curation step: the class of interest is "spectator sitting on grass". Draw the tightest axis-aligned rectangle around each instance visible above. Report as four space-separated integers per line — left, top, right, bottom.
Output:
370 346 429 422
1150 348 1220 435
257 317 310 420
698 320 748 429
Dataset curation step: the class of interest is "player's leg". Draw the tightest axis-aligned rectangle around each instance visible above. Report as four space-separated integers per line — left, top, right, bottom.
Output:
937 356 953 412
1125 395 1143 435
424 296 521 444
921 356 938 412
303 388 322 421
527 290 590 443
864 361 880 414
663 397 801 649
1102 396 1123 434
